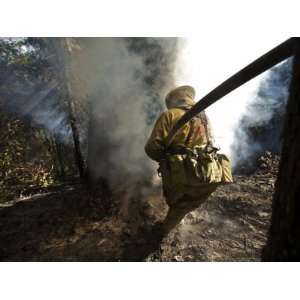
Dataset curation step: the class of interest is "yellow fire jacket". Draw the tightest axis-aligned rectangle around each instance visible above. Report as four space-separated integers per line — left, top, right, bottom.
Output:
145 107 209 162
145 105 219 203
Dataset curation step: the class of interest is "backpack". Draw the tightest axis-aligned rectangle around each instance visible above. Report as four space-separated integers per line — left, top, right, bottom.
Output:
158 112 233 193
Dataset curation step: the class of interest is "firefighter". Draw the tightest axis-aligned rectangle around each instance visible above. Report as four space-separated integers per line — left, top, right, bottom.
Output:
145 85 219 235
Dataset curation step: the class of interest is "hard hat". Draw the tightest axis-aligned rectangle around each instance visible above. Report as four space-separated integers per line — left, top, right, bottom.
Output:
165 85 196 109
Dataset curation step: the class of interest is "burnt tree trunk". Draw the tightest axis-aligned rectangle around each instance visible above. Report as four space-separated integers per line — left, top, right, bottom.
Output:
262 43 300 261
60 38 86 179
54 135 66 179
65 87 85 179
47 38 86 179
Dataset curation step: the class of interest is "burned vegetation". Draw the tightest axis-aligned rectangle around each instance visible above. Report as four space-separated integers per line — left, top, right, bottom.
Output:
0 151 279 261
0 37 299 261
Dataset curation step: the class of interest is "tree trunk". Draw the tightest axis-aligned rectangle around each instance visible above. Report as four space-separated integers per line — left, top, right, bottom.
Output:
65 88 85 179
262 43 300 261
60 38 86 179
54 135 65 179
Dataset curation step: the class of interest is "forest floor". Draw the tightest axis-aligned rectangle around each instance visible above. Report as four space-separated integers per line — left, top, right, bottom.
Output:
0 153 278 262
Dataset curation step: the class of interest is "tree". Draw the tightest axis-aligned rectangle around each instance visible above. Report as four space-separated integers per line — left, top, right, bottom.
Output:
262 44 300 261
57 38 86 179
0 38 81 193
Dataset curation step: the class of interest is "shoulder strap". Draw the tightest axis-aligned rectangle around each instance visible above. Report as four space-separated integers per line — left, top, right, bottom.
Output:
165 106 194 150
184 118 195 147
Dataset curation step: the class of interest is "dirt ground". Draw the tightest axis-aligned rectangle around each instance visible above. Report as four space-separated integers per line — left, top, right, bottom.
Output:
0 153 278 262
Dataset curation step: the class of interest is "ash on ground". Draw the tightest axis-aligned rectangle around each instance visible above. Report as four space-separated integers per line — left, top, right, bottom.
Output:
0 152 279 262
148 151 279 262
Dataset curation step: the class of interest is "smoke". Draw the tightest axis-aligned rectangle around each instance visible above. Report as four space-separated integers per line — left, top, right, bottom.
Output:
174 37 290 169
67 38 178 184
1 37 178 183
1 80 71 141
233 59 292 171
3 37 291 182
0 38 72 141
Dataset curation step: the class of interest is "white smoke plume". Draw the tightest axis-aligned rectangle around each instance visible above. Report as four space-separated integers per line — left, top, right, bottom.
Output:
67 38 178 184
174 37 287 167
232 59 291 171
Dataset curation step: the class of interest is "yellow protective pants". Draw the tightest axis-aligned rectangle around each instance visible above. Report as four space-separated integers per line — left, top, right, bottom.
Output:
162 188 216 235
